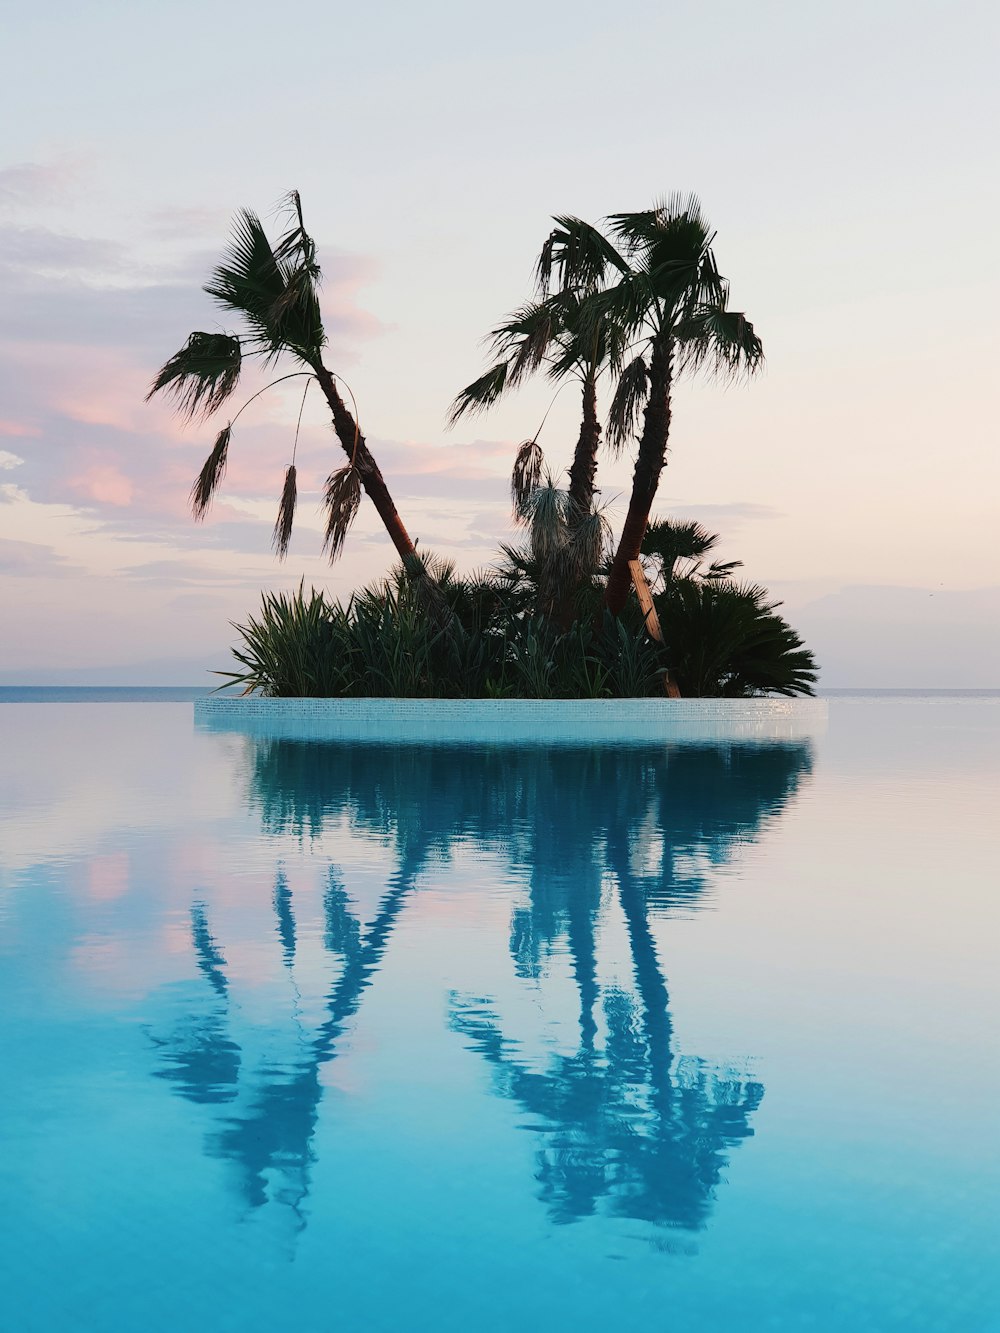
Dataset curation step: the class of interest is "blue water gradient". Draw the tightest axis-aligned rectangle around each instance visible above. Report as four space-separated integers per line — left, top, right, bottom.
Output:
0 700 997 1331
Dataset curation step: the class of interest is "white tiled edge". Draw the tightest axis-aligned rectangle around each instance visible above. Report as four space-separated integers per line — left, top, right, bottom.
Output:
194 697 827 745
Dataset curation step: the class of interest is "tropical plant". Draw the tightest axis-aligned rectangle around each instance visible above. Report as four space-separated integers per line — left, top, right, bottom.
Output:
492 475 610 625
221 568 668 700
656 579 817 697
147 191 420 569
218 584 351 698
640 516 741 585
450 284 617 522
539 196 764 615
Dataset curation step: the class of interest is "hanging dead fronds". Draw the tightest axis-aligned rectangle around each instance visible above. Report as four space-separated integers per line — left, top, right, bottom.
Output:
190 425 232 520
569 507 611 580
272 464 298 559
323 465 362 561
523 476 571 564
511 439 544 517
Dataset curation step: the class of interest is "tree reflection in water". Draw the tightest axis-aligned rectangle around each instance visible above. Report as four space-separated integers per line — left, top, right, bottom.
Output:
148 739 810 1236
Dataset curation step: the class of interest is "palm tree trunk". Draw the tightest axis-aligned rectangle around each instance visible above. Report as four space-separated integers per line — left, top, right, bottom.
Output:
552 377 602 631
313 363 418 563
567 376 600 517
604 338 673 616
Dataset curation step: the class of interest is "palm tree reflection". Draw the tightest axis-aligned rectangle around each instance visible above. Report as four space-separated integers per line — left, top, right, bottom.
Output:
451 810 765 1230
149 905 240 1106
149 739 809 1236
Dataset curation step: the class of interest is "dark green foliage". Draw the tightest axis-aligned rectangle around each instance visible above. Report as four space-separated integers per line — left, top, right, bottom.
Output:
146 332 243 421
222 575 816 700
222 502 818 699
203 205 325 363
220 584 349 698
640 517 740 583
657 580 818 698
221 578 666 700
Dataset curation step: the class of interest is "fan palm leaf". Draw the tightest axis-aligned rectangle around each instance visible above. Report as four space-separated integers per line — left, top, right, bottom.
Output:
146 332 242 420
606 354 649 454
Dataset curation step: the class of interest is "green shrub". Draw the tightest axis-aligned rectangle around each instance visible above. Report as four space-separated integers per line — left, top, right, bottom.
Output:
656 580 817 697
220 527 817 699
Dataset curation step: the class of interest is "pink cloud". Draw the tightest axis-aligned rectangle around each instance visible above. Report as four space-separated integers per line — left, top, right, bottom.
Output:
68 464 134 507
0 213 522 549
0 419 39 438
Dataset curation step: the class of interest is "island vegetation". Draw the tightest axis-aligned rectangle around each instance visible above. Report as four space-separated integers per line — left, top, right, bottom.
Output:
148 192 816 698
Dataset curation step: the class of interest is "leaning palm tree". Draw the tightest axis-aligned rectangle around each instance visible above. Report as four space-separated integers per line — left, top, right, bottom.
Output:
540 196 764 616
147 192 419 568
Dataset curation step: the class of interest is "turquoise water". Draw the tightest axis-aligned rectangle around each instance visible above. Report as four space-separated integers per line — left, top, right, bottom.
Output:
1 699 997 1331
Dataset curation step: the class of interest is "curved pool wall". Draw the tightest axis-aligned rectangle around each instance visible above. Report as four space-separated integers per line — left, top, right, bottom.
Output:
195 696 827 745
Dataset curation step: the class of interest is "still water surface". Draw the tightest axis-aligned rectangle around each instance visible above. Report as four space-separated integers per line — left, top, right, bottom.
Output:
0 699 997 1331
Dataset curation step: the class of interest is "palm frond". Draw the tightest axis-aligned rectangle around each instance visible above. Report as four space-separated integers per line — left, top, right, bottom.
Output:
676 305 764 381
642 518 720 573
588 271 658 342
568 507 611 578
536 216 629 295
270 192 324 339
606 354 649 455
204 208 324 362
542 289 610 378
607 194 709 253
204 209 284 333
271 190 318 269
448 362 509 423
521 476 571 561
704 559 743 580
190 425 232 519
607 197 723 317
272 464 297 559
147 332 242 420
490 300 558 386
511 438 544 514
323 465 362 561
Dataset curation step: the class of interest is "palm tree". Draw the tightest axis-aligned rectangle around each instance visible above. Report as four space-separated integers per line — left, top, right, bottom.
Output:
147 192 419 568
449 286 614 523
451 246 630 628
540 196 764 616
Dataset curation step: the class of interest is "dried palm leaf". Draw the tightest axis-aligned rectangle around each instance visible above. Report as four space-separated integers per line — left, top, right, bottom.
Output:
272 464 297 559
511 439 544 516
190 425 231 520
323 465 362 561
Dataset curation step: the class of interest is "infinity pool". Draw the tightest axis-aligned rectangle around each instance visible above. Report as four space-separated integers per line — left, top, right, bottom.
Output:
1 698 997 1331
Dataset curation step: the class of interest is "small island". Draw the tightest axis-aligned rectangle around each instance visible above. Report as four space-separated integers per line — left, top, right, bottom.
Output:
150 192 816 701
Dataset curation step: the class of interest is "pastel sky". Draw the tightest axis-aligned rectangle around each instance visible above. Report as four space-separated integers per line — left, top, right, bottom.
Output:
2 0 998 685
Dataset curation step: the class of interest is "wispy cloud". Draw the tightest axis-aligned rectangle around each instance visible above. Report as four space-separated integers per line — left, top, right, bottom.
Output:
0 538 77 576
0 159 78 208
